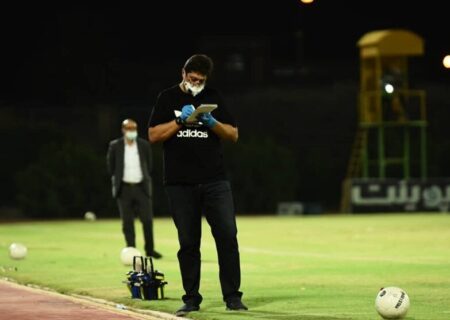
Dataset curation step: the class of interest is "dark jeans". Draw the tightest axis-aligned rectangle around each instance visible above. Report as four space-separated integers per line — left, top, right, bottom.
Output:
117 183 154 256
166 180 243 305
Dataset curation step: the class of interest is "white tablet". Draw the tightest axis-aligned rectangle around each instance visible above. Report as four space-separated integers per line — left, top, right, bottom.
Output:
186 104 218 123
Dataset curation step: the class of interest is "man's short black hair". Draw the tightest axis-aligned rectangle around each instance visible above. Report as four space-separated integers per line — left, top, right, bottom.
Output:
183 54 214 77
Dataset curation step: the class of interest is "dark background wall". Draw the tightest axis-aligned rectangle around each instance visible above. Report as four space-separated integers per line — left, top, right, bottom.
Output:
0 3 449 218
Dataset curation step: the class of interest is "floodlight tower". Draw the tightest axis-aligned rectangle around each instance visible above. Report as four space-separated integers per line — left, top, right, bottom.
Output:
341 29 428 212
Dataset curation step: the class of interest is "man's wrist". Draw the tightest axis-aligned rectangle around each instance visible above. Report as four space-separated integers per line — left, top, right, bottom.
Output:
207 117 217 128
175 116 184 125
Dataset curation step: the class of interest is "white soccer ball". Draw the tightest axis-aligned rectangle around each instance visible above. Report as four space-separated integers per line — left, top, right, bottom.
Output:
375 286 410 319
9 243 28 260
120 247 142 266
84 211 97 221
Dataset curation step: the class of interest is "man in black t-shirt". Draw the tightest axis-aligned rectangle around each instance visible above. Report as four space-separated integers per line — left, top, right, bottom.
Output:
148 54 247 317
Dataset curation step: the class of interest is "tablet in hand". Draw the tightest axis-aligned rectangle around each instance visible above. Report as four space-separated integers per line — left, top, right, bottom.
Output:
186 104 218 123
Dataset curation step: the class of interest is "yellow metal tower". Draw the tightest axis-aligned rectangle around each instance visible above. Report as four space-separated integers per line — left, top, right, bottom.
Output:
341 29 427 212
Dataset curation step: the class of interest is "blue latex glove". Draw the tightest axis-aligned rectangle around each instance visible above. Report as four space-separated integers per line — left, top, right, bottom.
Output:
199 112 217 128
180 104 195 121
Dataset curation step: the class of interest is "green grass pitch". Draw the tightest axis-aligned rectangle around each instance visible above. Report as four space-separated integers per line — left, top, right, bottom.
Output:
1 214 449 319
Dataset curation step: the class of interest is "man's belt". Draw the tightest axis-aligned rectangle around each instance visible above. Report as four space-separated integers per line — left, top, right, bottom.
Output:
122 181 142 186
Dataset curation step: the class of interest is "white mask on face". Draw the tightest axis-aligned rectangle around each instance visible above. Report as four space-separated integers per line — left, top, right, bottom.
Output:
125 130 138 140
184 81 205 97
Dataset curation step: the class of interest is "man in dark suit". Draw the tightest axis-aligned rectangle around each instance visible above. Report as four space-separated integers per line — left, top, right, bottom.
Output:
107 118 162 259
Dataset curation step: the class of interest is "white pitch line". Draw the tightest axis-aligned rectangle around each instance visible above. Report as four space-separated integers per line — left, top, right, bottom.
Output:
239 246 450 265
156 237 449 265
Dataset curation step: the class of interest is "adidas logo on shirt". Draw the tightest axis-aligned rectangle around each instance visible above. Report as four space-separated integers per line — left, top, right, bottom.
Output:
177 129 209 138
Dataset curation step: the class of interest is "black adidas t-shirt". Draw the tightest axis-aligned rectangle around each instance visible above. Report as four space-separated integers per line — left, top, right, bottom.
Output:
148 84 236 185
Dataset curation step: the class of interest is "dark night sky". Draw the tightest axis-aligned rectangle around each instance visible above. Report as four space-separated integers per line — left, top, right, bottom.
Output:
0 1 448 102
0 1 448 213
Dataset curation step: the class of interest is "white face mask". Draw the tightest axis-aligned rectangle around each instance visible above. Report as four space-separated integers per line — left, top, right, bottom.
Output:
184 80 205 97
125 130 138 140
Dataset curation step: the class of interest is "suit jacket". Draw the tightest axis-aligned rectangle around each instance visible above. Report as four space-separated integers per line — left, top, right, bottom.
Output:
106 137 153 198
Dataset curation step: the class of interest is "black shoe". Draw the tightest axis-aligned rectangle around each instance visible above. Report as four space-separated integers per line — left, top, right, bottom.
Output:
226 298 248 311
148 251 162 259
175 303 200 317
